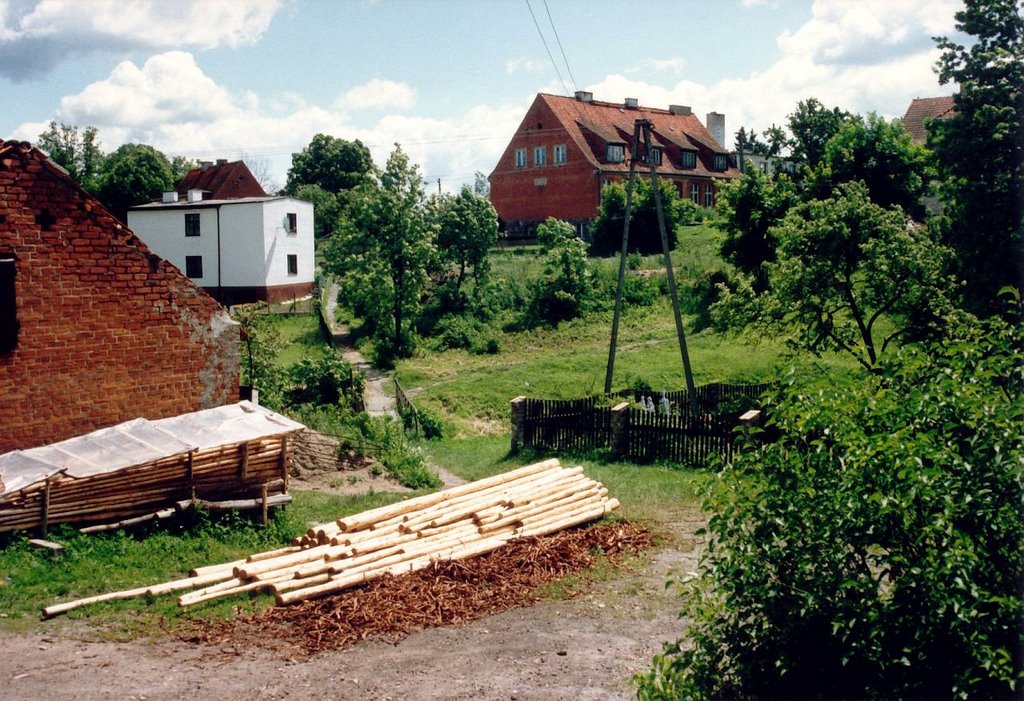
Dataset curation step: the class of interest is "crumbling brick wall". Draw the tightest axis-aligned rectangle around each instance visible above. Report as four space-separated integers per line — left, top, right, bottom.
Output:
0 140 240 452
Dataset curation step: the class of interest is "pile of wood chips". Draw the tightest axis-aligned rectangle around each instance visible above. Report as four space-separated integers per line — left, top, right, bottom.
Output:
185 521 652 655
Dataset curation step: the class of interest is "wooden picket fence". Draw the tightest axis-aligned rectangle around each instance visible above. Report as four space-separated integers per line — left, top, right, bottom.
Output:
519 396 612 454
514 382 776 467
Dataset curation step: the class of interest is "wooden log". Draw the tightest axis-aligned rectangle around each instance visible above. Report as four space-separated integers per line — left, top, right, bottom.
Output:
79 507 178 534
42 569 232 618
179 571 298 607
478 484 605 533
517 498 620 539
234 543 337 579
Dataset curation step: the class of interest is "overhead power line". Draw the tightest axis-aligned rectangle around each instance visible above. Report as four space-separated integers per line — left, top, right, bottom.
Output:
543 0 578 94
525 0 571 96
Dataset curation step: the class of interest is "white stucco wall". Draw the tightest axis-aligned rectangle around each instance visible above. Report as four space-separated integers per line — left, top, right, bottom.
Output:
127 206 220 286
129 197 314 292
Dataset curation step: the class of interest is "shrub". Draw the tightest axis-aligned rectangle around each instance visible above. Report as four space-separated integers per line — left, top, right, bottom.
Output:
285 353 364 411
636 312 1024 700
336 413 441 489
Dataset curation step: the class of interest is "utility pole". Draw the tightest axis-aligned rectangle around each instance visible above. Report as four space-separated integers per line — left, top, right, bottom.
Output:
604 119 698 412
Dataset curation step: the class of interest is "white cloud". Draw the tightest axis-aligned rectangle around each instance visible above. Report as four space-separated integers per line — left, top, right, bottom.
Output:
506 57 548 75
335 79 416 111
0 0 282 79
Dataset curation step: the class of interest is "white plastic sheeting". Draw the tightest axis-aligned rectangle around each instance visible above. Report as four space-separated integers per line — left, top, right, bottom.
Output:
0 402 305 497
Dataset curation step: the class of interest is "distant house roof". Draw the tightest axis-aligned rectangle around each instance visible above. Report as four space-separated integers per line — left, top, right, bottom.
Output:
176 160 267 199
508 93 739 180
901 96 956 145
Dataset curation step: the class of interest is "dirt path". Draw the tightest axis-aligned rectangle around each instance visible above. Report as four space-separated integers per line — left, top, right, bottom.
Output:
0 521 700 701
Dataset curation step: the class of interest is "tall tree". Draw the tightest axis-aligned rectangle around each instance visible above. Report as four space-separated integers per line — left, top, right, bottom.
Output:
36 121 104 192
435 185 499 295
788 98 852 171
285 134 373 194
931 0 1024 313
96 143 175 222
325 145 436 362
807 113 931 218
589 178 682 256
716 166 797 291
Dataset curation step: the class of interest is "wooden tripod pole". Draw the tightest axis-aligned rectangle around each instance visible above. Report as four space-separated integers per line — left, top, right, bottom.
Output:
604 127 642 394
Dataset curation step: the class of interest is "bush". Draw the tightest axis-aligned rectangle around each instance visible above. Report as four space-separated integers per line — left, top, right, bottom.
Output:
336 413 441 489
522 218 599 328
285 353 364 410
636 313 1024 700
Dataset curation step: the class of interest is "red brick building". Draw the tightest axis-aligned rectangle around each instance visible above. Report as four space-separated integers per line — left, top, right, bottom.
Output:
489 92 741 238
0 139 240 453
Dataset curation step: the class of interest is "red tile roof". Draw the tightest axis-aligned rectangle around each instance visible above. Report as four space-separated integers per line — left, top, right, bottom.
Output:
176 160 266 199
901 96 956 145
524 93 739 180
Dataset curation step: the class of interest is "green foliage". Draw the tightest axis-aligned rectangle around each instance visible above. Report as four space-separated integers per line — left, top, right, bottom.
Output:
590 179 683 256
434 185 499 295
716 167 797 290
284 353 363 411
231 305 285 409
292 183 342 238
636 314 1024 700
807 112 931 219
285 133 373 194
717 181 953 371
337 413 441 489
97 143 175 221
325 145 437 364
36 121 104 193
787 97 852 171
524 218 599 327
931 0 1024 313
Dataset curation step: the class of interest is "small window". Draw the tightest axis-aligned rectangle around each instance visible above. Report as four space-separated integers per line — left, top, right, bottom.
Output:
690 184 700 203
185 255 203 279
185 213 201 237
606 144 625 163
680 151 696 168
705 187 715 208
553 144 567 165
287 254 298 276
286 212 297 234
714 154 727 171
0 253 18 353
533 146 546 166
647 148 663 166
514 148 527 168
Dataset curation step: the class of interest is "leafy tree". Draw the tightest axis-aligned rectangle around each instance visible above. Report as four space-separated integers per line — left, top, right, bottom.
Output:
325 145 436 363
285 133 373 195
931 0 1024 313
434 185 499 295
36 121 104 192
788 97 852 170
292 183 342 239
96 143 175 222
472 171 490 196
807 113 931 218
231 304 285 410
525 218 597 326
734 126 767 157
590 178 682 256
636 310 1024 700
169 155 199 183
721 181 951 372
716 166 797 291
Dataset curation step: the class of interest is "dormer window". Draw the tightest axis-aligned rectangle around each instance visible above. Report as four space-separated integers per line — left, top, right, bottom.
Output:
647 147 663 166
606 144 625 163
680 151 697 168
714 154 727 171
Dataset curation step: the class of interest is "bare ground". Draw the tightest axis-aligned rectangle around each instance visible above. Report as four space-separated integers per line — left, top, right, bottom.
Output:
0 515 701 701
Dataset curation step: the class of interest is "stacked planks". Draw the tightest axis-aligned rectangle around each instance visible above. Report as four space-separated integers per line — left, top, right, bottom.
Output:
1 436 290 534
42 458 618 617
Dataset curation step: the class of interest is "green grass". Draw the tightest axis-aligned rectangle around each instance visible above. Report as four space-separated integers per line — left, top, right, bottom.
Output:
269 314 326 367
0 489 417 633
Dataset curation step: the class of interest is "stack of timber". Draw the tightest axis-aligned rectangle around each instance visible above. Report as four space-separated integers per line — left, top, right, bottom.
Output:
0 402 303 534
42 458 618 617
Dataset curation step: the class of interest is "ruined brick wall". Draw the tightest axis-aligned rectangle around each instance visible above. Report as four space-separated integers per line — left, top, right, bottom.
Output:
0 141 240 452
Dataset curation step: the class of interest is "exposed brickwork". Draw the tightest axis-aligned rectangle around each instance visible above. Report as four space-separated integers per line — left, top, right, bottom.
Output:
0 140 240 452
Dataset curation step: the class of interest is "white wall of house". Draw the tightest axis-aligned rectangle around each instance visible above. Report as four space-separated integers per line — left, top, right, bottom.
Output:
127 206 220 286
128 196 314 293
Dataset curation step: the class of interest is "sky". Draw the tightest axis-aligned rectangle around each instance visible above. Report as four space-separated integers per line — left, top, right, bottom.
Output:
0 0 962 193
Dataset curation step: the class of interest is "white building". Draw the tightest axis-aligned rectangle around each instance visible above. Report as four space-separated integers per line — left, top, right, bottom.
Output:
128 190 315 305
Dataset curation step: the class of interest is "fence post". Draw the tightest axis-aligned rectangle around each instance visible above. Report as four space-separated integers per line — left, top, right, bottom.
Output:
610 402 630 458
510 396 527 453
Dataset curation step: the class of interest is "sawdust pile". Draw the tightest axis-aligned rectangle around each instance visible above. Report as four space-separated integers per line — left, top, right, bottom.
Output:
186 521 651 655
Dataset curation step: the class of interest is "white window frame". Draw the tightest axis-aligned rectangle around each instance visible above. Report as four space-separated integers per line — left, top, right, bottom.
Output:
606 144 625 163
514 148 527 168
714 154 727 171
648 147 662 166
705 187 714 208
553 144 567 165
680 151 696 169
533 146 547 166
690 184 700 203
